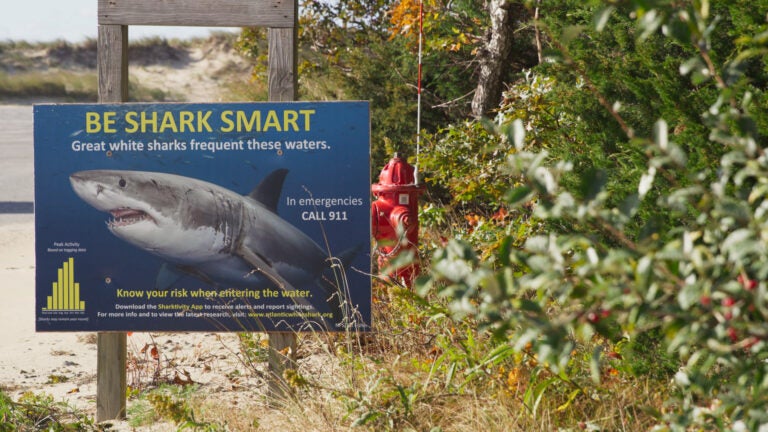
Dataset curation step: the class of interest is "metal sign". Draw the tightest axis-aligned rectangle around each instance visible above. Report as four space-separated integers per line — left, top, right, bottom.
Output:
34 101 371 332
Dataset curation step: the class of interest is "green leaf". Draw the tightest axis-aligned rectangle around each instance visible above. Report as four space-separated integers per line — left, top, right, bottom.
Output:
556 389 583 412
680 57 704 76
542 48 565 63
662 18 692 45
498 236 512 267
619 193 641 219
698 0 710 19
529 376 559 415
519 299 543 313
580 168 607 202
677 283 700 311
352 411 381 427
511 118 526 150
594 6 615 32
691 67 711 85
637 9 665 41
638 167 657 199
506 185 533 206
590 345 603 383
560 25 585 45
753 30 768 44
445 362 456 388
722 229 763 262
653 119 669 150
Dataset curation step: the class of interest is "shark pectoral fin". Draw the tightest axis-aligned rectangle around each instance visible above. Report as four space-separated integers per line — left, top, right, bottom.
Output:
236 246 319 316
236 246 292 291
155 263 184 291
178 265 218 286
156 263 217 290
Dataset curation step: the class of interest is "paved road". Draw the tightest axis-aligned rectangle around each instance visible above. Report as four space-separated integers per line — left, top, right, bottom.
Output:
0 105 34 217
0 104 96 411
0 103 35 357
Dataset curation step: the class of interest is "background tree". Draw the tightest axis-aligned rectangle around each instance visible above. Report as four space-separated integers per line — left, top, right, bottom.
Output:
471 0 534 118
236 0 538 169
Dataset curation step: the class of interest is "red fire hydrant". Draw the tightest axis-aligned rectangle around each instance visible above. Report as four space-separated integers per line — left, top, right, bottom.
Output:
372 153 425 287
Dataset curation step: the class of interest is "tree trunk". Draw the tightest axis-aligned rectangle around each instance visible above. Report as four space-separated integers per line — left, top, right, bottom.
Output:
471 0 515 118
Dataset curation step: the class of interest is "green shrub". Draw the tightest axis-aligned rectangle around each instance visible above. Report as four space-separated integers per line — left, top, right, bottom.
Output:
0 389 96 431
419 1 768 430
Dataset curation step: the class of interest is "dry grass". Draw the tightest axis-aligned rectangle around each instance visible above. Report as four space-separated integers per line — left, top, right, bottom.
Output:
128 280 670 432
0 69 97 101
0 36 252 103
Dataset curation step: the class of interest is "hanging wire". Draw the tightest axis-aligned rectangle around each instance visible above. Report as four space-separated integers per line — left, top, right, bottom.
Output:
415 0 424 185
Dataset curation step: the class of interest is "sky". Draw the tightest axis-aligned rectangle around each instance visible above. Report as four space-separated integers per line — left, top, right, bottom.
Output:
0 0 238 43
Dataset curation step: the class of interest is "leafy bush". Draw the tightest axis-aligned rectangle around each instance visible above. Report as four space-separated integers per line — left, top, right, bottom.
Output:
418 1 768 430
128 384 225 431
0 389 96 431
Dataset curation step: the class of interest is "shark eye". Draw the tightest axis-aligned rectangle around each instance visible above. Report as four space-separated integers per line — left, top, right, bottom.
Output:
118 178 127 188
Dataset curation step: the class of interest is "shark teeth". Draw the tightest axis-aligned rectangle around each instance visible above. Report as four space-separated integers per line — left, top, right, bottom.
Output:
108 208 152 228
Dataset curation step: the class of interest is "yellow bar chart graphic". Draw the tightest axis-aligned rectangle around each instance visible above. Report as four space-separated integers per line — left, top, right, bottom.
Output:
43 257 85 311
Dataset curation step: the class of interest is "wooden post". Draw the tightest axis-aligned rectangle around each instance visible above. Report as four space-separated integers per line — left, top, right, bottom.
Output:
97 25 128 102
96 333 127 421
96 23 129 422
268 27 298 102
267 332 297 400
266 19 299 400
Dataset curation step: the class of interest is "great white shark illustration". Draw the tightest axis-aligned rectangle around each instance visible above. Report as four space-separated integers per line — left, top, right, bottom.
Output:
69 168 348 323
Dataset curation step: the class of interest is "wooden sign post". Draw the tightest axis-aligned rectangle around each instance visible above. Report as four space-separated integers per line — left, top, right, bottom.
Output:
95 0 298 421
96 24 128 421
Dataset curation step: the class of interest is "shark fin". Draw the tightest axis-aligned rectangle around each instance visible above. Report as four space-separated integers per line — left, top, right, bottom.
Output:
237 245 291 291
156 263 217 290
248 168 288 213
155 263 184 291
337 243 364 269
237 245 318 319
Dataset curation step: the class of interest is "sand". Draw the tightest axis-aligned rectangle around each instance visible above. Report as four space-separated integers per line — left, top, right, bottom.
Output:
0 217 272 427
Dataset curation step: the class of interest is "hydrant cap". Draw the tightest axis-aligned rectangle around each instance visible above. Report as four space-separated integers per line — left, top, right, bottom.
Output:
378 154 415 186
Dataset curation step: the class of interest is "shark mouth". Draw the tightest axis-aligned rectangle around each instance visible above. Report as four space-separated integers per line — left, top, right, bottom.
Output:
108 208 154 228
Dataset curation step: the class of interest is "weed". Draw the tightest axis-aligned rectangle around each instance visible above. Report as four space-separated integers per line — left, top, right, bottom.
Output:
0 389 98 431
237 332 270 365
46 374 69 384
129 384 225 431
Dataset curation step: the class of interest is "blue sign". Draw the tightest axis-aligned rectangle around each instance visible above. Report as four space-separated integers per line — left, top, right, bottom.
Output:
34 102 371 332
